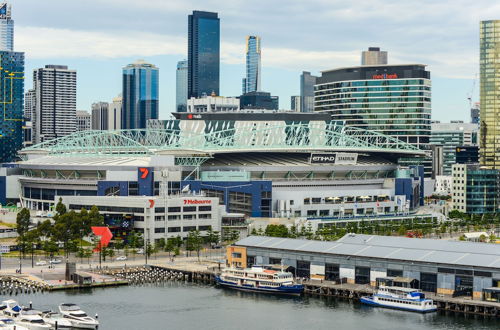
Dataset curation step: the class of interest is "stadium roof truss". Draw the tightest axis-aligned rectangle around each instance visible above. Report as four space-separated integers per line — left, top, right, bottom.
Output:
22 121 424 157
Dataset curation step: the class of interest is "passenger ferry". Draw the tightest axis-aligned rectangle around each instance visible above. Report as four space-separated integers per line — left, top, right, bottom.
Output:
360 286 437 313
215 265 304 295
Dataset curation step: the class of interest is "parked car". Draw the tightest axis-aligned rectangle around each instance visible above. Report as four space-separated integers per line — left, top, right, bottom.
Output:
115 256 127 261
35 260 47 266
136 249 144 254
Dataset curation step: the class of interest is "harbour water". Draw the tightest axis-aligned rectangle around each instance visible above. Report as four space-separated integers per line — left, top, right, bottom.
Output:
11 283 499 330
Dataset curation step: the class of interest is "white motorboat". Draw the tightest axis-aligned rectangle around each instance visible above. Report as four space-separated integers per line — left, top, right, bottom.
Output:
59 304 99 329
15 309 51 330
0 300 22 317
40 311 73 329
361 285 437 313
0 318 29 330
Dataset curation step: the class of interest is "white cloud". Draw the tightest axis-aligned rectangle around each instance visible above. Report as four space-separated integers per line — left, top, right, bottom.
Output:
17 26 186 59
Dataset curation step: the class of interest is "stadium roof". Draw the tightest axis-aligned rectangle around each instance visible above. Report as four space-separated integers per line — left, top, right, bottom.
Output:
21 121 424 157
235 234 500 270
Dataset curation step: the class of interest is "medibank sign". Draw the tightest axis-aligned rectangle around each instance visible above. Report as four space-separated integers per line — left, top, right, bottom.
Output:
183 199 212 205
372 73 398 79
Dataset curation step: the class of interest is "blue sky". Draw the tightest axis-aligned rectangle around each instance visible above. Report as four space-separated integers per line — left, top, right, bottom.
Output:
14 0 497 122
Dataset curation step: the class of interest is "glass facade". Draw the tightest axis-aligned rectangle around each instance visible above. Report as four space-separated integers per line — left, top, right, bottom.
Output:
466 168 499 214
176 59 188 112
430 130 463 175
315 69 431 148
122 60 159 129
480 20 500 168
0 3 13 52
300 71 317 113
242 36 261 94
188 11 220 98
0 51 24 162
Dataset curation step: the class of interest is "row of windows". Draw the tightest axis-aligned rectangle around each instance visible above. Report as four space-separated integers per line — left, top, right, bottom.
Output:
316 79 428 90
160 206 212 213
68 204 144 213
316 86 431 94
165 225 212 233
316 103 429 109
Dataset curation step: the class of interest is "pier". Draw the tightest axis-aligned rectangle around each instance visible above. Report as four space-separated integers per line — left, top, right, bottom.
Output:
2 256 500 318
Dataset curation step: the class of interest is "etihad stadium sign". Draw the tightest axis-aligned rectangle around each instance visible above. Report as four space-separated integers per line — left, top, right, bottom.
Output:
310 153 358 165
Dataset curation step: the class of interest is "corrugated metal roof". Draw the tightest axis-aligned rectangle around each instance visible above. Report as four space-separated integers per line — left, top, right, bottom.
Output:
235 234 500 269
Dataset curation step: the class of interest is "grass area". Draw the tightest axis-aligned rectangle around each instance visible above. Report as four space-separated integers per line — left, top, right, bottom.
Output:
2 250 62 258
0 222 16 228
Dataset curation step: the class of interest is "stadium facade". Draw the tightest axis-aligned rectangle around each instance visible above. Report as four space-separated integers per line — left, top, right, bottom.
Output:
2 117 425 241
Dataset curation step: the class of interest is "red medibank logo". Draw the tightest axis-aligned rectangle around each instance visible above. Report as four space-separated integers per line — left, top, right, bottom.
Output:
183 199 211 205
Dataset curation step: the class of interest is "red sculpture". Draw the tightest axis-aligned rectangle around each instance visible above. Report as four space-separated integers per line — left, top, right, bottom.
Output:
92 226 113 252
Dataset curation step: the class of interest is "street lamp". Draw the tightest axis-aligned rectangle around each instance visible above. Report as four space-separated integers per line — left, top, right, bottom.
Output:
31 243 35 268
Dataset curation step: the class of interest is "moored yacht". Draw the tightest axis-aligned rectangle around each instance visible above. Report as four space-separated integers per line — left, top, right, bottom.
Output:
59 304 99 329
15 309 51 330
361 285 437 313
215 265 303 295
0 300 22 318
40 311 73 329
0 318 29 330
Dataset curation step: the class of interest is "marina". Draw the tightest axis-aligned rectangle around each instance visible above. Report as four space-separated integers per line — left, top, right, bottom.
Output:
6 283 500 330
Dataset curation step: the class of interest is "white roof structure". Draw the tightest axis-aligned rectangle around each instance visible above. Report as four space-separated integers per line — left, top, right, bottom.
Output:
235 234 500 270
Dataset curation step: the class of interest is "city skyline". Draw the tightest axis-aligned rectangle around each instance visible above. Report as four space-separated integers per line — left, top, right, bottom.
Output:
11 0 497 121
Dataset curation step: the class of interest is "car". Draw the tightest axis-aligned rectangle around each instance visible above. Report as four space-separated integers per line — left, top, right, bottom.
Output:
136 249 144 254
49 259 62 264
115 256 127 261
35 260 47 266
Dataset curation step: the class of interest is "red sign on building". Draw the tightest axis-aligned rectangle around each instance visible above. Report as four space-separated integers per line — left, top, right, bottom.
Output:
183 199 211 205
372 73 398 79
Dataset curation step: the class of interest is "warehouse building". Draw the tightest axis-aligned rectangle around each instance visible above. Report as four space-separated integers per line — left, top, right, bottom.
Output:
228 234 500 299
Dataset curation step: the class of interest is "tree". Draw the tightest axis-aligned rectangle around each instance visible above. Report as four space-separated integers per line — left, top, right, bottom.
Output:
186 230 203 261
205 228 220 245
55 198 67 216
16 208 31 260
165 238 176 256
489 233 497 243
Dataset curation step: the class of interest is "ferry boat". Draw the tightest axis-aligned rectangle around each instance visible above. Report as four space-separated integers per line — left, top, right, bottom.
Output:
360 286 437 313
215 265 303 295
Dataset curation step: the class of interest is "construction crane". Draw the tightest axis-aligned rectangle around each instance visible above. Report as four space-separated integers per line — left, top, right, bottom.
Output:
467 73 478 109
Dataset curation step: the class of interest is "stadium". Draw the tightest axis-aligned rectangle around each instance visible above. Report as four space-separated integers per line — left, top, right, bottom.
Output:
6 119 426 241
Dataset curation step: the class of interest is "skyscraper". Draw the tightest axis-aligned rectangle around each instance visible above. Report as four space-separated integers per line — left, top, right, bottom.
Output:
91 102 109 130
0 3 13 51
0 51 23 162
315 64 431 149
242 36 261 94
291 96 301 112
76 111 91 132
300 71 318 113
176 59 188 112
109 94 122 130
32 65 76 144
122 59 159 129
361 47 388 65
188 11 220 98
24 89 35 121
480 20 500 168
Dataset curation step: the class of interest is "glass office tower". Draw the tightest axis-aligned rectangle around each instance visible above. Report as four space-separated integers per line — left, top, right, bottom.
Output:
0 51 24 162
480 20 500 169
122 60 159 129
188 11 220 98
0 3 13 51
176 59 188 112
300 71 318 113
242 36 261 94
315 64 431 148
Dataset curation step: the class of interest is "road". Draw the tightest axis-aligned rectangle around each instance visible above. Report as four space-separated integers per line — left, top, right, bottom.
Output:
0 249 226 274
